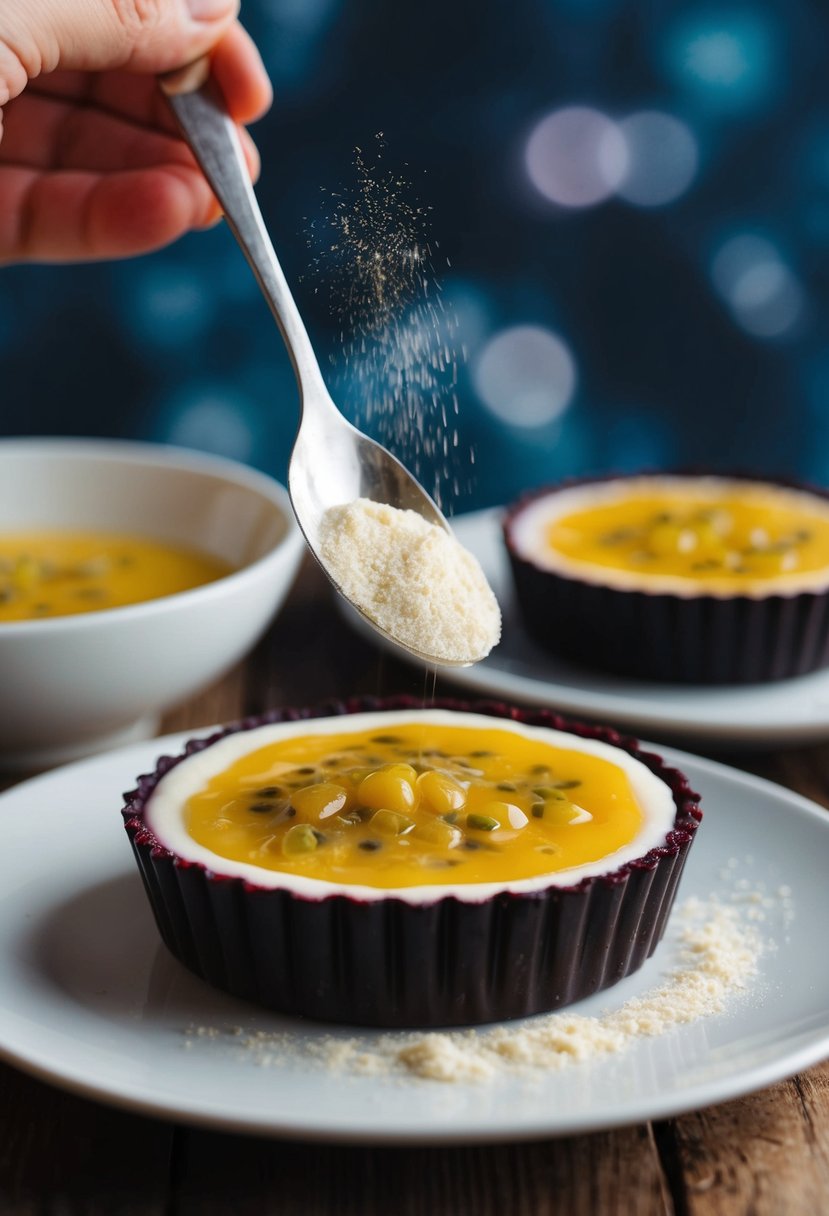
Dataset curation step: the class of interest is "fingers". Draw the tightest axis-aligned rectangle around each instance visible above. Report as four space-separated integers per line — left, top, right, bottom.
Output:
28 70 182 137
0 162 222 263
0 92 263 261
2 89 260 179
0 5 271 263
238 125 260 184
115 0 241 76
22 21 272 135
210 23 271 125
0 0 240 79
0 89 194 173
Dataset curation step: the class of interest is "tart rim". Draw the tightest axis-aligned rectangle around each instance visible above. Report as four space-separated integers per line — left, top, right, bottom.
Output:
504 471 829 601
122 695 701 908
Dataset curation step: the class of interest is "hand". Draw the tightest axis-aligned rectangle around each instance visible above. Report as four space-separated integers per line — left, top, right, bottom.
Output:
0 1 272 264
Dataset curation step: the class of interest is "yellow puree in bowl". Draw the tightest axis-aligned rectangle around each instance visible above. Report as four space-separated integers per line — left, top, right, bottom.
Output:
547 487 829 591
0 531 231 622
185 723 645 888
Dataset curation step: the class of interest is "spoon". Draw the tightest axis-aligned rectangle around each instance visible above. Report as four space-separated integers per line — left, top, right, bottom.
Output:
159 62 474 666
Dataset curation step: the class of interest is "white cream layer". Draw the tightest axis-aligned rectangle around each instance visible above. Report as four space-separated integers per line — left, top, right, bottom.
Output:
509 476 829 599
144 709 678 906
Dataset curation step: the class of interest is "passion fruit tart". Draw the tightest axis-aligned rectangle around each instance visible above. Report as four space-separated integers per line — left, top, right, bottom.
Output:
122 697 701 1027
505 473 829 684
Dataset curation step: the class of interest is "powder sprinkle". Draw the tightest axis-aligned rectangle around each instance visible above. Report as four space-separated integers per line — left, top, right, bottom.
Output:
318 497 501 664
305 136 471 512
183 884 767 1085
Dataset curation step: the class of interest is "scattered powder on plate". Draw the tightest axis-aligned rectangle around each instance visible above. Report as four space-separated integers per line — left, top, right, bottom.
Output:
318 497 501 664
184 880 777 1084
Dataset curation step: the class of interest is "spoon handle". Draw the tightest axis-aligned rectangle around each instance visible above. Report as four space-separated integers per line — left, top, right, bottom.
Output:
160 62 327 402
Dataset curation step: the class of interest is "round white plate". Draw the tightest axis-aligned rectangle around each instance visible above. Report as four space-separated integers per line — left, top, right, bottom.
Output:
349 508 829 747
0 731 827 1143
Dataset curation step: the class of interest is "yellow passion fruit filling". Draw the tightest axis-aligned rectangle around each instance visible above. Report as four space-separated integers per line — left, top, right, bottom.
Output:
0 530 231 622
180 721 647 888
517 480 829 593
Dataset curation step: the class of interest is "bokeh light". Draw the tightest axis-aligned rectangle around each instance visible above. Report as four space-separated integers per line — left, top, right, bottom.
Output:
125 265 214 350
663 10 778 113
711 234 805 338
525 107 628 208
472 325 577 427
439 280 493 351
159 386 257 462
617 112 699 207
2 0 824 511
257 0 342 90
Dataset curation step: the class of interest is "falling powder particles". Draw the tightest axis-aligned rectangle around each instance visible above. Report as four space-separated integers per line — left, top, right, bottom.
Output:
318 497 501 664
305 136 470 512
184 878 783 1084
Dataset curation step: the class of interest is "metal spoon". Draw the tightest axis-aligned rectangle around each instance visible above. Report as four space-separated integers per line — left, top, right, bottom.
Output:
160 62 474 666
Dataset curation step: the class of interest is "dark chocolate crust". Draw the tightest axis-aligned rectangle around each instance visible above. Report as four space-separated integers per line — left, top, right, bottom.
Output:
122 695 701 1028
504 472 829 685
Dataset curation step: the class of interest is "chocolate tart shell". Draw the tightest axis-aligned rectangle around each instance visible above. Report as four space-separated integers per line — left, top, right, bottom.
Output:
122 695 701 1028
505 473 829 685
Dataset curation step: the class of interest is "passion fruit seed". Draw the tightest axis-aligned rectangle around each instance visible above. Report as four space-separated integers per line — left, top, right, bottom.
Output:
218 741 598 876
467 813 499 832
336 811 363 826
371 809 416 836
359 766 416 814
416 770 466 816
462 838 499 851
535 800 591 826
414 818 463 848
291 782 349 821
282 824 318 855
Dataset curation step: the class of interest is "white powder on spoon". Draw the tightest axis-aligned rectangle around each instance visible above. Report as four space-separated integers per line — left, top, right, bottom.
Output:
318 497 501 664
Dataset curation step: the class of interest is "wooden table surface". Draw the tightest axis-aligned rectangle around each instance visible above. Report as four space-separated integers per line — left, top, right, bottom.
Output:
2 557 828 1216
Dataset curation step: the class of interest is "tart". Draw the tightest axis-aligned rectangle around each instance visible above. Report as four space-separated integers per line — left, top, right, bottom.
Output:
122 696 701 1027
505 473 829 684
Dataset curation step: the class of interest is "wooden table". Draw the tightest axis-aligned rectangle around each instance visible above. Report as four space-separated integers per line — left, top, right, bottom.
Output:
2 556 828 1216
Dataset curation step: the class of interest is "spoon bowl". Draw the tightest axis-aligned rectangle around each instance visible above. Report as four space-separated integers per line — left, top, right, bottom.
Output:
160 65 470 665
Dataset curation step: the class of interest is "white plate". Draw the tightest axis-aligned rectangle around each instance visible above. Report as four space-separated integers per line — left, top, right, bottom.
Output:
0 731 828 1143
357 508 829 747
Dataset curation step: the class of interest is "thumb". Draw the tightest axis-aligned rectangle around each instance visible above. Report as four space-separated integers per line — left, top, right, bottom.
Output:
1 0 239 100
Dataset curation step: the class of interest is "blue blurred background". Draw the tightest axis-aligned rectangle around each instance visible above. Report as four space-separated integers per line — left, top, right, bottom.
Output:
2 0 826 512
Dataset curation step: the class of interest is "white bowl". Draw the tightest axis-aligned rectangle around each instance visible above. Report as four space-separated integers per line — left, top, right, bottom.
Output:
0 439 304 769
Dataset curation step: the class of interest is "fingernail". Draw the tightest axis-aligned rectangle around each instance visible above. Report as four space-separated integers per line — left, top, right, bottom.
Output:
185 0 234 20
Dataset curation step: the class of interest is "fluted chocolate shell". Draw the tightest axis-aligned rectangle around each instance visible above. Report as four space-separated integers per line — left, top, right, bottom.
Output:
505 474 829 685
122 695 701 1028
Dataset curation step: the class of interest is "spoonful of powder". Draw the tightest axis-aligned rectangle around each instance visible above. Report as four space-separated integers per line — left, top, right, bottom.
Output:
318 498 501 666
